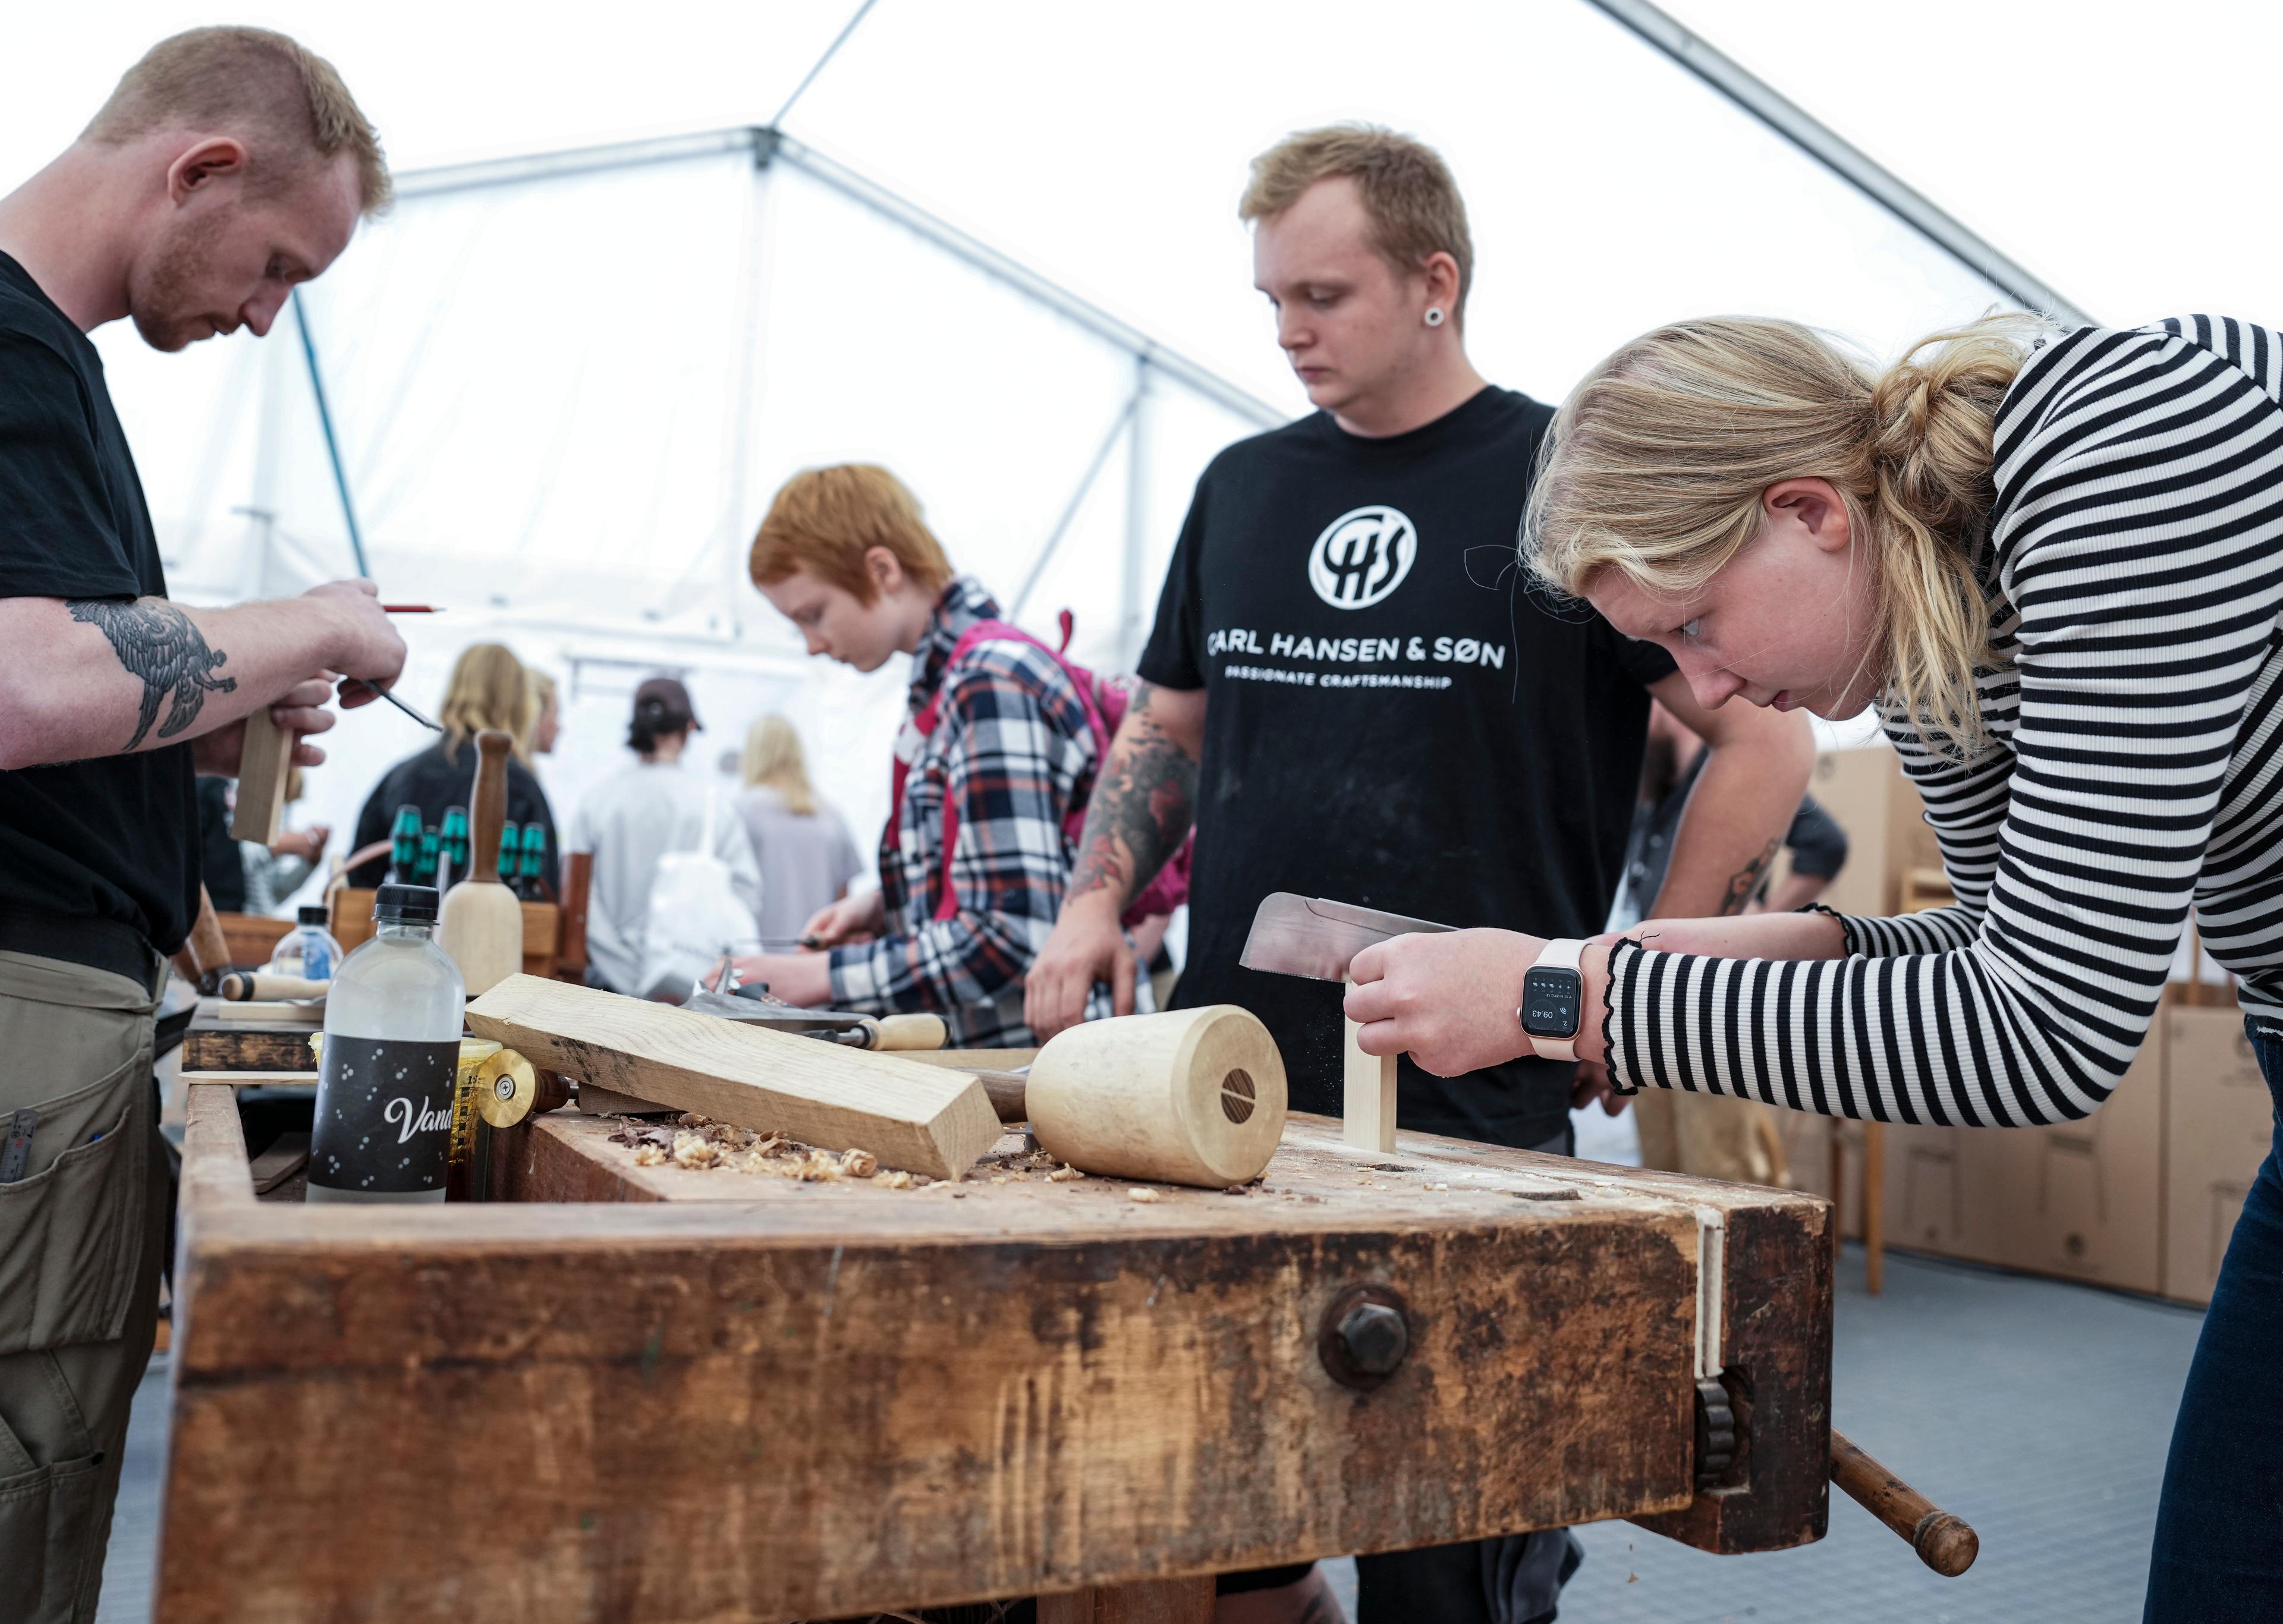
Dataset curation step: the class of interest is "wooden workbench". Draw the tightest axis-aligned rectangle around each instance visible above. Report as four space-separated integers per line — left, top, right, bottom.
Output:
159 1083 1832 1622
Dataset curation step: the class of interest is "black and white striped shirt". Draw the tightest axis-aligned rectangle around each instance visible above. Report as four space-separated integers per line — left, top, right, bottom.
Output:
1607 318 2283 1126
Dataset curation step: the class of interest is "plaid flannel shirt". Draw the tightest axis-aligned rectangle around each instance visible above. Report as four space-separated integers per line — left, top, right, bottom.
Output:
828 578 1133 1046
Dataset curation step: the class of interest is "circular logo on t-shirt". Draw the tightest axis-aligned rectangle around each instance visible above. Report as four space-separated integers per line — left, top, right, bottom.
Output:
1307 505 1417 610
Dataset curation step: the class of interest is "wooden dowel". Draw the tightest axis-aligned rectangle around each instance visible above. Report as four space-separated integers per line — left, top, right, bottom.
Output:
1830 1427 1978 1576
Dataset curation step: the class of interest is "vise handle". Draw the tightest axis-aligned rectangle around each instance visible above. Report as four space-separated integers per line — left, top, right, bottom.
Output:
1829 1428 1979 1576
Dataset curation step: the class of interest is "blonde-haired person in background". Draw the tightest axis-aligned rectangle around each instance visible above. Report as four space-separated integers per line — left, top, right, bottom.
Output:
737 714 862 948
1345 311 2283 1623
520 668 561 763
0 27 400 1619
731 462 1128 1045
346 642 559 889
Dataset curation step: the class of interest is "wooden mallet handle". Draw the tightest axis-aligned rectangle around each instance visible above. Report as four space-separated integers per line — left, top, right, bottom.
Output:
171 885 232 990
468 729 512 885
1830 1428 1979 1576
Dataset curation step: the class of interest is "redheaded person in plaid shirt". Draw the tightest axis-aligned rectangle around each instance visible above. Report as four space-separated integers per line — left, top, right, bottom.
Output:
730 464 1131 1046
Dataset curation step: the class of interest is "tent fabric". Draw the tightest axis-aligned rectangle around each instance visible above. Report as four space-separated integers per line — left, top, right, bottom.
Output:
74 0 2028 911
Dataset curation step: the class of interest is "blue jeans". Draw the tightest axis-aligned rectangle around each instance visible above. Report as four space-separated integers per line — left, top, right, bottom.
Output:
2144 1018 2283 1622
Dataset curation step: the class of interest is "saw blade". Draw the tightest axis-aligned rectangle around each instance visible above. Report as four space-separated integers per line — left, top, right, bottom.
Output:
1237 892 1455 983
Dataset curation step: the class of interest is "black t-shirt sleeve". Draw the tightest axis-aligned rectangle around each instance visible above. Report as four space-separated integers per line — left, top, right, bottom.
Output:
1135 470 1210 690
0 332 136 599
345 762 404 889
1784 794 1850 879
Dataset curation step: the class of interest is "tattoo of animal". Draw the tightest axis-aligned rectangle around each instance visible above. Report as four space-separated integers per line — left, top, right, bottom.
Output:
1068 682 1198 904
1719 836 1784 917
68 598 237 750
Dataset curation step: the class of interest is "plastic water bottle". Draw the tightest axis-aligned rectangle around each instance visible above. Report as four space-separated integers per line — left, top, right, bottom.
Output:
309 885 466 1204
266 905 344 983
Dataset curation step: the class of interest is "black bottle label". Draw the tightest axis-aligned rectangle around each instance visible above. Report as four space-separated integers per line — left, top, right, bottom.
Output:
310 1036 459 1194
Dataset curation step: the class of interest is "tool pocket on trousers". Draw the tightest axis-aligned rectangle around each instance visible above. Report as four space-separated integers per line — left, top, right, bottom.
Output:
0 1448 102 1624
0 1060 145 1358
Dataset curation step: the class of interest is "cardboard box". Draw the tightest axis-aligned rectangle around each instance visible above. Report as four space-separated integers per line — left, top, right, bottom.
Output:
2163 1007 2276 1306
1989 1030 2167 1296
1773 1109 1872 1240
1804 744 1942 920
1881 1121 2015 1268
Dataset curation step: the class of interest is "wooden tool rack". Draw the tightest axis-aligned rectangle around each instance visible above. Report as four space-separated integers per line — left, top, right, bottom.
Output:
159 1074 1833 1622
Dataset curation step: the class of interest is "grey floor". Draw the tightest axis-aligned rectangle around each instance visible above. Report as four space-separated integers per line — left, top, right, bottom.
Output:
99 1245 2203 1623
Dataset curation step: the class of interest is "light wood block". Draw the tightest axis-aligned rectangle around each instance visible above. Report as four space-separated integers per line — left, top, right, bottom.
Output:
577 1082 669 1116
1344 981 1396 1152
466 975 999 1181
229 706 294 844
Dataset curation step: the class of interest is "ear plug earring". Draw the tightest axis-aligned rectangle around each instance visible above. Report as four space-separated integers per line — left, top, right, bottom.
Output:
1424 307 1445 328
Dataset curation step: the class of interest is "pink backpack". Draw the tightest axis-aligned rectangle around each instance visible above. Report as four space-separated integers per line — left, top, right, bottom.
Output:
886 610 1193 928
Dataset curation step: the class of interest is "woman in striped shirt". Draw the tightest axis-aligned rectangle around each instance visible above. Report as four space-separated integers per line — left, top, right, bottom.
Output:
1345 314 2283 1620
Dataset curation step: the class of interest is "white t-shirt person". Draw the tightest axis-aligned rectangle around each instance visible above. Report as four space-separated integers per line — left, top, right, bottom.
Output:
570 759 761 996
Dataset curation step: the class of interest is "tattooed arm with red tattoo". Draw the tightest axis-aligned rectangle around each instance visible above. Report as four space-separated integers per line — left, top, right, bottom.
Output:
1024 680 1206 1038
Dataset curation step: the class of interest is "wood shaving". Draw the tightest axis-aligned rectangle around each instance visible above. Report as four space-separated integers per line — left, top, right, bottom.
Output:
632 1144 666 1166
1127 1187 1162 1203
1047 1166 1085 1182
672 1132 721 1169
989 1175 1010 1185
879 1170 916 1190
839 1148 878 1178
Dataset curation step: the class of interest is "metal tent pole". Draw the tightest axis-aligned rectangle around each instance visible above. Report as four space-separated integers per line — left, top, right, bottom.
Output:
389 126 1290 430
1120 357 1153 669
1011 382 1147 625
292 289 372 578
1580 0 2093 326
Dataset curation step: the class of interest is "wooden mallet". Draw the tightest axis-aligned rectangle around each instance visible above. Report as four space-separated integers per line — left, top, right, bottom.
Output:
438 730 524 996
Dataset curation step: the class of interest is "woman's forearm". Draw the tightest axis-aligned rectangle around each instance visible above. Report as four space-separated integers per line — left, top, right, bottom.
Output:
1576 909 1847 1065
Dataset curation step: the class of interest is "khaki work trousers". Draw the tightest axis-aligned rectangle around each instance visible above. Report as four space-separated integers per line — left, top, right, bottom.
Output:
0 949 166 1624
1632 1089 1790 1188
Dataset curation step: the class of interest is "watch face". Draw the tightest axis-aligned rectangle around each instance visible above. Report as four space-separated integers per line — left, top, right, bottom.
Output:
1521 966 1584 1040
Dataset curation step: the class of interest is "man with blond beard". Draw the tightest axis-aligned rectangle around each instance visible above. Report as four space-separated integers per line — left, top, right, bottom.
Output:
0 30 402 1615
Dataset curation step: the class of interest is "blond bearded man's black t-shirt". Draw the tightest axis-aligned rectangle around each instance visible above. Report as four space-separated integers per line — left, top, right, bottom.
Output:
0 251 198 956
1139 385 1677 1153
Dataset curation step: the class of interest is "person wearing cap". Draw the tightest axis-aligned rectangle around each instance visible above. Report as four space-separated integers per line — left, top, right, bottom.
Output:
568 676 762 997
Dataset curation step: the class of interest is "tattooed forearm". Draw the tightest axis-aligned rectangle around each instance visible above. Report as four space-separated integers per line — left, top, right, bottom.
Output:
68 597 236 750
1719 836 1782 917
1069 682 1198 905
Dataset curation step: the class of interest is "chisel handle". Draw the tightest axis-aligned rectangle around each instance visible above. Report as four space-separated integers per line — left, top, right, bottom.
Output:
173 886 232 991
861 1013 948 1051
219 972 330 1003
1830 1428 1978 1576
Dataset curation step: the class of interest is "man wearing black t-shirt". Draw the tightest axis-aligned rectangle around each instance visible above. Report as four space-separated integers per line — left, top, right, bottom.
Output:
0 31 404 1616
1028 127 1811 1624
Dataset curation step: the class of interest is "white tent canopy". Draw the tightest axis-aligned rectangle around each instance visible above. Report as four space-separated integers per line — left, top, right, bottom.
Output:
27 0 2134 909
